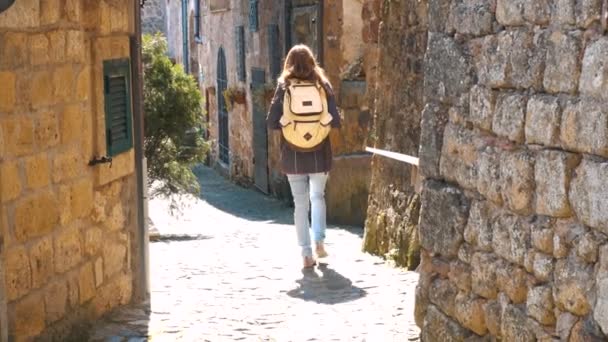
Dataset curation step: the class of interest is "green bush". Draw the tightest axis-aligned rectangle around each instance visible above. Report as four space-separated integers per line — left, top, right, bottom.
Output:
142 33 208 198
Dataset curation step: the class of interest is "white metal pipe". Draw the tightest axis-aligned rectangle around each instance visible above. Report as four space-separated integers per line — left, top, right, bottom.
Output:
365 147 420 166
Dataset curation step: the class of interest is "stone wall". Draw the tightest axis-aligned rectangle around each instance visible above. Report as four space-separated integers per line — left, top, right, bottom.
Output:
0 256 6 341
0 1 140 340
142 0 167 35
416 0 608 340
196 0 280 187
323 0 373 227
362 0 427 268
326 154 371 226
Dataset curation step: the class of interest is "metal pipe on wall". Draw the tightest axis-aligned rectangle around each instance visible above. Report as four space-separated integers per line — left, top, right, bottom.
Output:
131 0 150 301
182 0 190 73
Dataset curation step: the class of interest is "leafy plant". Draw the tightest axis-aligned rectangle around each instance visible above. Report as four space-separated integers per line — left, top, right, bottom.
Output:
142 33 209 198
222 86 247 112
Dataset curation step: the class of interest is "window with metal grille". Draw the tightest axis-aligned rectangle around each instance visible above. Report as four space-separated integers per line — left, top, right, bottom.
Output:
236 25 246 82
249 0 258 32
268 24 281 81
194 0 202 41
103 59 133 156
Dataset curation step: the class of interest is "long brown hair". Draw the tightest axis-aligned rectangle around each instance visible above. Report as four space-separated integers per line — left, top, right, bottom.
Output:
278 44 329 86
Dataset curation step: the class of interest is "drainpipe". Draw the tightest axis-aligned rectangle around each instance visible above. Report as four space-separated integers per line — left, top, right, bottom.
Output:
182 0 190 72
131 0 150 301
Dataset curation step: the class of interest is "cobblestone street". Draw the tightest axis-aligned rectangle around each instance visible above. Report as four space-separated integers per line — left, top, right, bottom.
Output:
90 166 420 341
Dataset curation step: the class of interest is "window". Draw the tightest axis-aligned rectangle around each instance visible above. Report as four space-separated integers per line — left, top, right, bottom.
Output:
103 59 133 156
217 48 229 164
235 25 246 82
249 0 258 32
194 0 202 41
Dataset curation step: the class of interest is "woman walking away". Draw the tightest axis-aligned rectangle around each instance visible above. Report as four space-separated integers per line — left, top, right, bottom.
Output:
266 44 341 268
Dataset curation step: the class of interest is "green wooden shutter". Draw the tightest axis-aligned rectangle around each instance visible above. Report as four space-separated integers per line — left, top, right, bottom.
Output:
249 0 258 32
194 0 201 40
103 59 133 157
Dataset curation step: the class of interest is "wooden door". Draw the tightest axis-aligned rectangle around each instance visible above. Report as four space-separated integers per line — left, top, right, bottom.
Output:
288 0 323 63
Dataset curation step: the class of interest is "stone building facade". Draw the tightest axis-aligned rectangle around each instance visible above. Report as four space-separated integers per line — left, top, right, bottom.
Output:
149 0 373 226
361 0 426 269
142 0 168 35
414 0 608 340
0 0 146 340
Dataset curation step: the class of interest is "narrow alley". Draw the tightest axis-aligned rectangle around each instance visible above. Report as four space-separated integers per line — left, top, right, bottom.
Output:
88 166 420 342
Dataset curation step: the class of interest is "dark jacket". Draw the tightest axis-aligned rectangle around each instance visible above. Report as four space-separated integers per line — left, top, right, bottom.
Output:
266 80 341 175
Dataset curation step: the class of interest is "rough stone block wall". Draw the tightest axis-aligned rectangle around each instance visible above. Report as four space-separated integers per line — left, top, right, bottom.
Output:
363 0 427 269
417 0 608 340
0 1 139 340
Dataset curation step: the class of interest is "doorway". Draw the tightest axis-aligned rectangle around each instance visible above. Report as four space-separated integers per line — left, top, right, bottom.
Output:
287 0 323 64
251 68 269 194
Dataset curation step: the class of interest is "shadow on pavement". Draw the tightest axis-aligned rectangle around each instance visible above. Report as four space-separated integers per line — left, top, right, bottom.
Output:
193 165 366 239
328 225 364 238
193 164 293 225
286 263 367 304
150 234 213 243
87 302 151 341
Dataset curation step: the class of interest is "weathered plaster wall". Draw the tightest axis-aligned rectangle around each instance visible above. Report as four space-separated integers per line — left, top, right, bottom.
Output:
165 0 183 59
141 0 167 35
341 0 365 72
192 0 258 185
362 0 427 268
361 0 380 108
416 0 608 340
0 0 140 340
248 0 289 193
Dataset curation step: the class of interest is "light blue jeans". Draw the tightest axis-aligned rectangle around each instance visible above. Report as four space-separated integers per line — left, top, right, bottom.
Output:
287 172 329 257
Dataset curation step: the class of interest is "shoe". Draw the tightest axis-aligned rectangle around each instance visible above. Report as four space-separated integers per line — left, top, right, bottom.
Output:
303 256 316 268
315 242 328 258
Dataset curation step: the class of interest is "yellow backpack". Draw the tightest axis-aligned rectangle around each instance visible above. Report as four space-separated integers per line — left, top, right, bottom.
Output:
279 80 333 151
